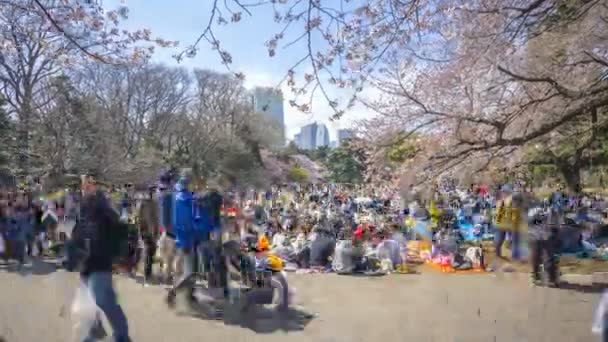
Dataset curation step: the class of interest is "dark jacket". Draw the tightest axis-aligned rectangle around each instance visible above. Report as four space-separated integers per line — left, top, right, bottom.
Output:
70 191 124 275
203 190 223 230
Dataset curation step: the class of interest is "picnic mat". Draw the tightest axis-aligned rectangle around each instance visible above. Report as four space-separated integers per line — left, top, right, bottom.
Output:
425 262 488 274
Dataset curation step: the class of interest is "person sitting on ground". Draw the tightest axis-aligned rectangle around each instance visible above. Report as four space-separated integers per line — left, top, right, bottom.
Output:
376 229 402 267
309 225 336 269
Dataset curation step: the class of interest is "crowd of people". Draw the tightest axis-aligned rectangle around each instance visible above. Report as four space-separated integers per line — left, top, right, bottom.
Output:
1 171 608 341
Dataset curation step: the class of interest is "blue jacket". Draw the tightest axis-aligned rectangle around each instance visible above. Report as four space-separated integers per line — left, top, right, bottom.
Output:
9 211 32 241
172 183 194 249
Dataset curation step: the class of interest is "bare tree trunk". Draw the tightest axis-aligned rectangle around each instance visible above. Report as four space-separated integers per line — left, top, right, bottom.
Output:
558 162 581 194
17 104 31 177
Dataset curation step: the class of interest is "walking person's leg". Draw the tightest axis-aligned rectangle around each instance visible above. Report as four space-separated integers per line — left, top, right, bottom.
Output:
167 248 195 307
15 238 26 266
530 240 542 283
511 230 521 261
26 233 34 257
495 229 506 258
547 229 560 286
36 232 45 257
211 235 228 299
143 235 156 284
86 272 130 342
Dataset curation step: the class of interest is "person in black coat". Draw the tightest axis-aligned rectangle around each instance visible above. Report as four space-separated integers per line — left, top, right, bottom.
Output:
67 175 131 342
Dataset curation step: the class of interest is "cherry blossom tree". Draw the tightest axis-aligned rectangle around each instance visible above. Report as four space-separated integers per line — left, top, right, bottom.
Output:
2 0 607 185
0 0 176 175
354 0 608 188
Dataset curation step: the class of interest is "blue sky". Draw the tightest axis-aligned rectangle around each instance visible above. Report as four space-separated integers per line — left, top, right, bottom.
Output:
106 0 373 140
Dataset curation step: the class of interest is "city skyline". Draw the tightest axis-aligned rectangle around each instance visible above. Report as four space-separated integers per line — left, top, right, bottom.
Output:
294 122 331 150
104 0 372 140
247 84 353 145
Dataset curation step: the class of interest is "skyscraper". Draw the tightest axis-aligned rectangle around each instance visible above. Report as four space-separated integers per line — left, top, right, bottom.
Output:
295 122 330 150
337 129 354 145
294 133 302 147
251 87 285 145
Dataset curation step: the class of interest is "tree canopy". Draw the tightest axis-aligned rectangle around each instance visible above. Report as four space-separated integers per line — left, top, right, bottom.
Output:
1 0 607 189
326 146 365 184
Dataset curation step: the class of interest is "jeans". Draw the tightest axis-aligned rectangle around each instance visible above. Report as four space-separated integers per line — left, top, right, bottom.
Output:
136 234 156 282
495 230 521 260
171 232 229 300
80 272 130 342
199 238 228 296
11 239 26 263
171 247 197 299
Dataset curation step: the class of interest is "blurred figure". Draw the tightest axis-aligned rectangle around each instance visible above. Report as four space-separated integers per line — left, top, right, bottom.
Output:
68 174 131 342
166 175 197 308
12 200 31 265
156 172 177 284
138 190 159 285
529 207 560 287
494 185 523 260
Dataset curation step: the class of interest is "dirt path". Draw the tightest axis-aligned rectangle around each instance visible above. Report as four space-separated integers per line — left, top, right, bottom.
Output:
0 260 599 342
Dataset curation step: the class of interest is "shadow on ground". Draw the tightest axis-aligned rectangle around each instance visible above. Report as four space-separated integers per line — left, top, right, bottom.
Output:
176 298 315 334
557 281 607 293
0 257 58 276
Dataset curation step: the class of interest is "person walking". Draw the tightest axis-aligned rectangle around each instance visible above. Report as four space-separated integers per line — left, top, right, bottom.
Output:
67 174 131 342
166 175 197 308
138 189 159 286
156 173 177 284
495 185 515 259
12 199 31 266
529 205 560 287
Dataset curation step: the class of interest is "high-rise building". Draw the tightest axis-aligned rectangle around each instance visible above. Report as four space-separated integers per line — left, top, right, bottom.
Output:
251 87 285 145
337 129 354 145
295 122 330 150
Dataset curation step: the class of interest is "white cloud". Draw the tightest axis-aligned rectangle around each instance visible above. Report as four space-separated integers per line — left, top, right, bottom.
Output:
243 69 378 141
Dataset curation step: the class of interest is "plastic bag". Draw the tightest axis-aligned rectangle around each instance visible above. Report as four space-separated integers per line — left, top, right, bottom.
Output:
332 240 355 274
376 240 401 266
592 290 608 335
380 258 394 273
71 283 101 341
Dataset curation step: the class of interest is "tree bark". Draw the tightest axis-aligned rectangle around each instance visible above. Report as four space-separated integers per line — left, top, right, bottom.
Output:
558 161 581 194
16 104 31 177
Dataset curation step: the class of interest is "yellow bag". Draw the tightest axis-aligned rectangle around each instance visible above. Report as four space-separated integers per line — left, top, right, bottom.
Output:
264 254 284 272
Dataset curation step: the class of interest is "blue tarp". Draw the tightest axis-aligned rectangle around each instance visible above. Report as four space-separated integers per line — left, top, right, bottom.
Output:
458 221 477 241
413 220 433 240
